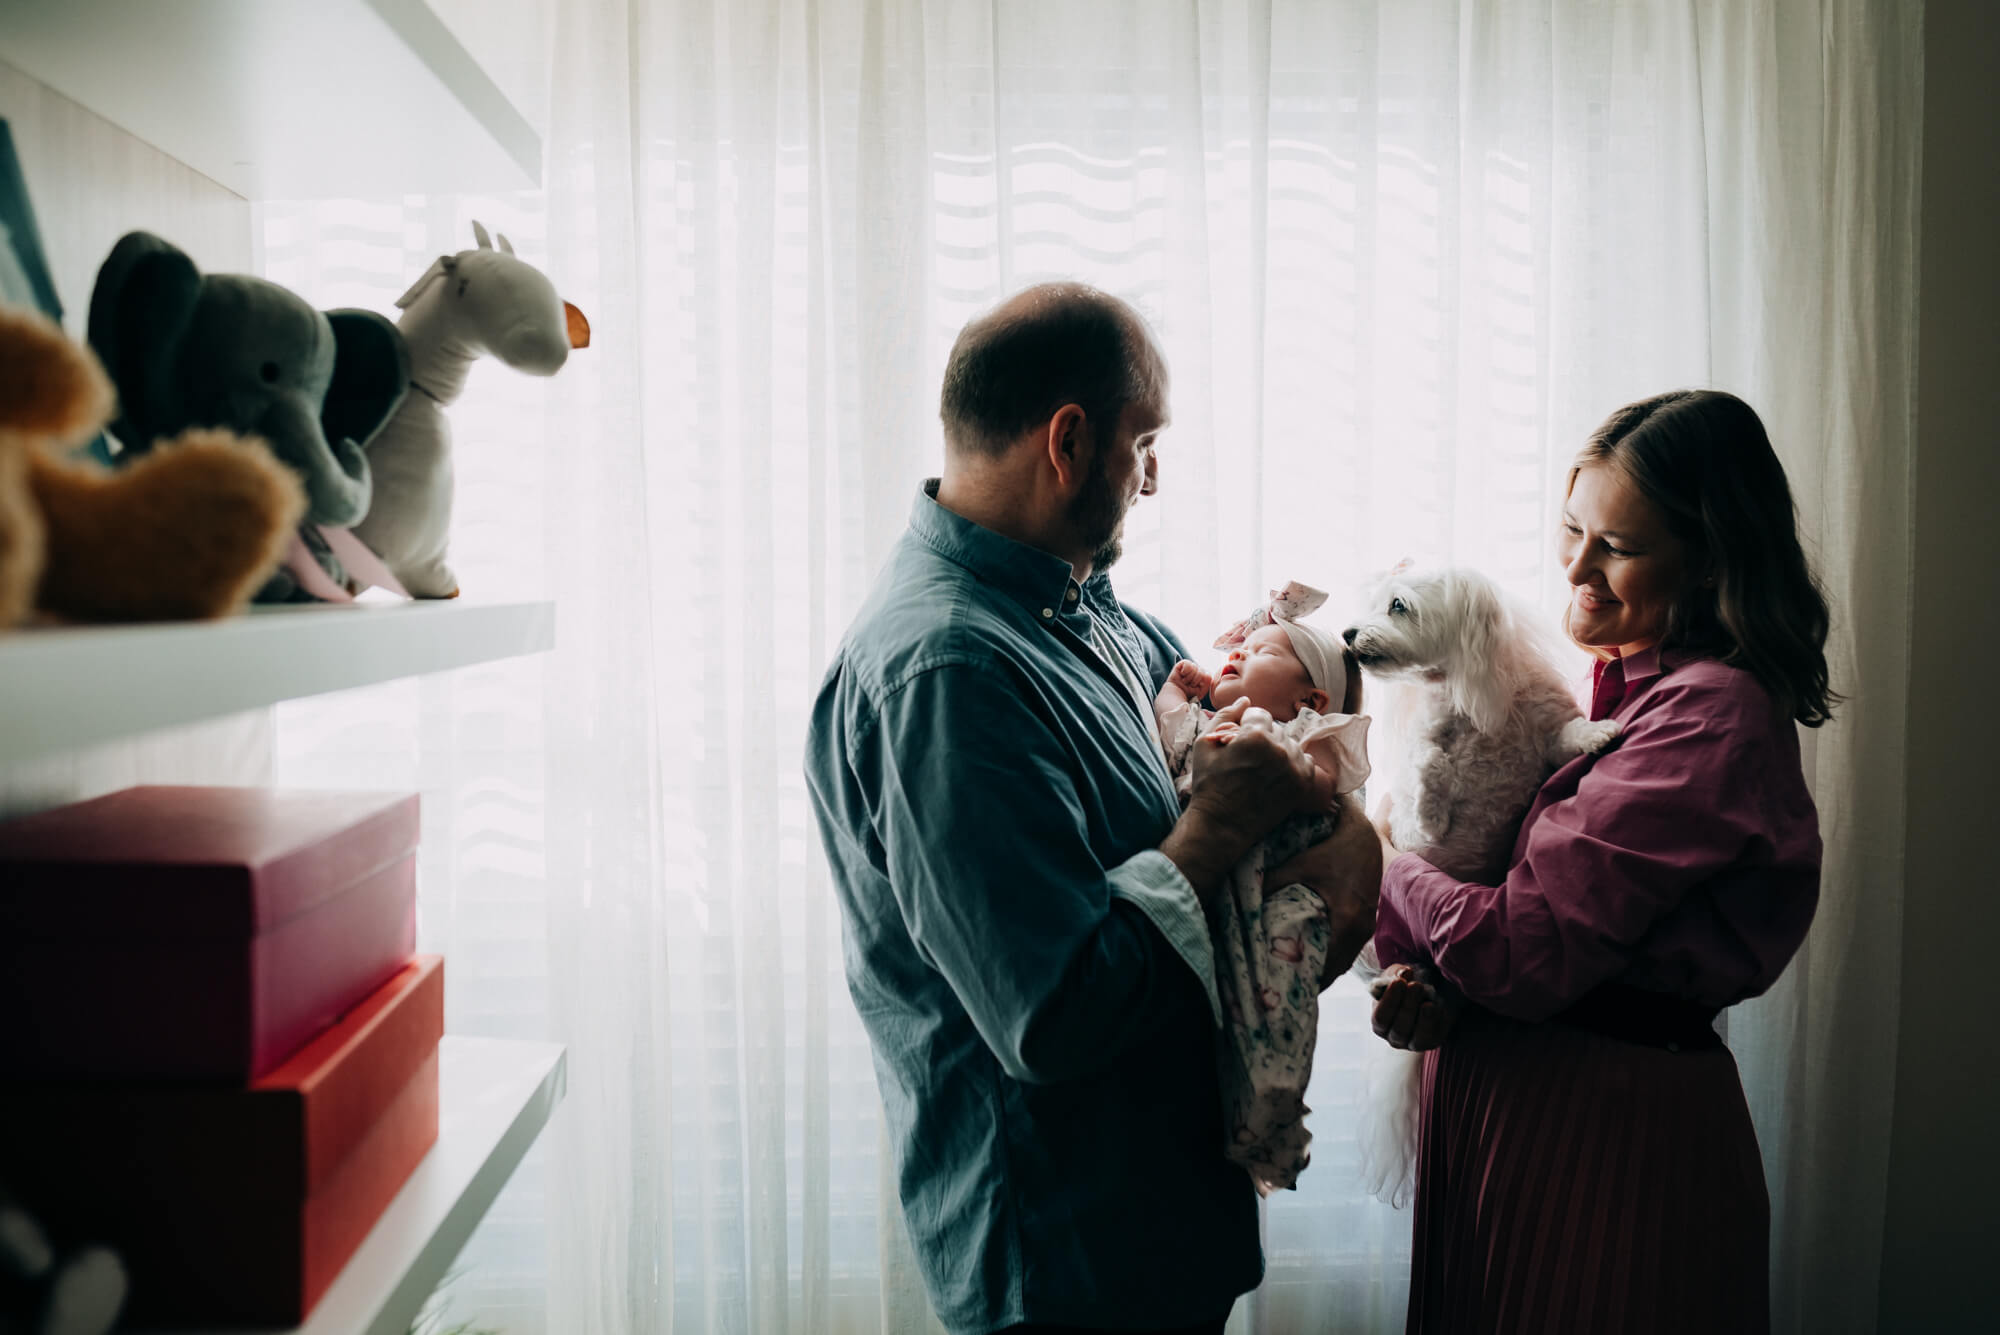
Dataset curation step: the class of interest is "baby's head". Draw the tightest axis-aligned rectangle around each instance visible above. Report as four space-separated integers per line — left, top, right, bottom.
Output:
1211 621 1361 722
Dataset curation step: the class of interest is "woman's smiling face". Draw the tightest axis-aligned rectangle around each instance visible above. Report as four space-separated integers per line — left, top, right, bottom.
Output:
1558 464 1693 658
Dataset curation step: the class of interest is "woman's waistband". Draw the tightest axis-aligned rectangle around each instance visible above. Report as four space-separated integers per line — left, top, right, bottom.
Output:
1548 981 1723 1052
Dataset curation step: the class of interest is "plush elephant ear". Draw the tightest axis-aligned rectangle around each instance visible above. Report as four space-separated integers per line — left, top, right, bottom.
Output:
323 309 411 452
86 231 200 454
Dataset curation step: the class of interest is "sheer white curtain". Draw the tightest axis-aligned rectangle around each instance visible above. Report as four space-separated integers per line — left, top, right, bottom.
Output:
264 2 1919 1332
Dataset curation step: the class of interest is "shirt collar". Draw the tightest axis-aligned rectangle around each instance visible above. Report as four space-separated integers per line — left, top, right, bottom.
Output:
1618 642 1670 687
911 480 1084 622
1590 642 1676 720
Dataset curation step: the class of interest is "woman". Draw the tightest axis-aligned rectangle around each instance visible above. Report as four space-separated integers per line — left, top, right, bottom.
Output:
1369 389 1832 1334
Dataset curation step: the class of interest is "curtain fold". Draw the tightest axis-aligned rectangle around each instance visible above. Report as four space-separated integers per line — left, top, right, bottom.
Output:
262 3 1919 1331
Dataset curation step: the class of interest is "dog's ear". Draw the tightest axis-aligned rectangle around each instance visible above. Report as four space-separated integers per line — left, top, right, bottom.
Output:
1447 573 1512 734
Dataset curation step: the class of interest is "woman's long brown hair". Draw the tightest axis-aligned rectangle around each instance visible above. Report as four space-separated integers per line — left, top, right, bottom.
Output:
1568 390 1837 727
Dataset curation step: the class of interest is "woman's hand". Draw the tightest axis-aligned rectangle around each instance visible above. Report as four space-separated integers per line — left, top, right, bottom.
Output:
1371 963 1455 1051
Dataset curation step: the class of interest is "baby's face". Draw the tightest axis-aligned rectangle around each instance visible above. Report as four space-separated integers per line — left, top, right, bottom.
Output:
1209 624 1317 721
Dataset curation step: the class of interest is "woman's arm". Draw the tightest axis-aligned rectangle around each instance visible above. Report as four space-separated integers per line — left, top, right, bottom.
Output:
1377 671 1795 1021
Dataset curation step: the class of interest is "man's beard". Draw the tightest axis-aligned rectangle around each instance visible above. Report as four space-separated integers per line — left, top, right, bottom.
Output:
1071 454 1127 574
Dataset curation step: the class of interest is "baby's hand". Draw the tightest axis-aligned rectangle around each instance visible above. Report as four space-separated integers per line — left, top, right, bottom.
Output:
1169 659 1215 702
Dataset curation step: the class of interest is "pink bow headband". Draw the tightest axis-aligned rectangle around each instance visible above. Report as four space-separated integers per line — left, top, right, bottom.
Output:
1213 581 1348 700
1212 581 1330 651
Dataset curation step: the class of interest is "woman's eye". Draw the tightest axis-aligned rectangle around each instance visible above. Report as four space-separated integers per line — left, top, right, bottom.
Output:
1606 545 1635 558
1562 523 1583 536
1389 598 1408 615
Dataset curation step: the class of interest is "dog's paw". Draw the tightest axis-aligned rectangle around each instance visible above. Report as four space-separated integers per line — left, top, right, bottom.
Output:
1558 716 1624 757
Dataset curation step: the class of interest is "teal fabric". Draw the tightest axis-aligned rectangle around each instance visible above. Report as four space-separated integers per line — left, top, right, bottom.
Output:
805 482 1260 1333
0 121 62 322
0 118 117 466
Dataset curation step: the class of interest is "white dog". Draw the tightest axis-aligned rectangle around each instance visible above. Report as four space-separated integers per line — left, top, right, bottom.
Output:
1343 564 1623 881
1339 564 1622 1204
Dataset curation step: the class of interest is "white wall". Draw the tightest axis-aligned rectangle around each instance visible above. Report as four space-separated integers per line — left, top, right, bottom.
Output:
1877 2 2000 1329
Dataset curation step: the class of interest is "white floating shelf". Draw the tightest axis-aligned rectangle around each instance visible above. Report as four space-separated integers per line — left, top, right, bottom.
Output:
0 0 540 199
131 1036 568 1335
0 599 554 764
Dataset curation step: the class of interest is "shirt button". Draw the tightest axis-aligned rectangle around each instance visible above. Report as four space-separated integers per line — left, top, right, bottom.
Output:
1065 588 1078 603
1041 608 1054 619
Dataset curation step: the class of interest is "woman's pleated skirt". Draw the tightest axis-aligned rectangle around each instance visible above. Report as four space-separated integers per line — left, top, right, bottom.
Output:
1405 1006 1770 1335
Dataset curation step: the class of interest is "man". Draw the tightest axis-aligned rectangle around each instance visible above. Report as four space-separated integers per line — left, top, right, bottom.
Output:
805 283 1381 1334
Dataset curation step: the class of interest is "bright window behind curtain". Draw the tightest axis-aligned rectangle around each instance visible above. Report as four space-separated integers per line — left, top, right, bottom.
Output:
263 2 1918 1332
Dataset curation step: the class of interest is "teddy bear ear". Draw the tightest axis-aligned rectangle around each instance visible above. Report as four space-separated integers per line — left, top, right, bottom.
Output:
496 232 515 256
0 304 114 445
471 220 493 250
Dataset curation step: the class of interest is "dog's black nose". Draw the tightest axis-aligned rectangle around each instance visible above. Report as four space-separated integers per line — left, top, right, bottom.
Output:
1342 626 1358 645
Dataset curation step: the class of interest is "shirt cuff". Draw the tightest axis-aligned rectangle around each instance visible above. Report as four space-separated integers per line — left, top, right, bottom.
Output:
1108 849 1222 1027
1374 851 1438 968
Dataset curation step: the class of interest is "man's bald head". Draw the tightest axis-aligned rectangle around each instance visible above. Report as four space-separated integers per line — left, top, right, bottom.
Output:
939 283 1166 458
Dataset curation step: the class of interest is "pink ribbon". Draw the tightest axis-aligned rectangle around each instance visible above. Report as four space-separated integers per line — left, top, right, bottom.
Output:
1212 580 1330 650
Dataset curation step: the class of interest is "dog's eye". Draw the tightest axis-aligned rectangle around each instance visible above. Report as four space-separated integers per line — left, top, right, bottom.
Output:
1389 598 1408 615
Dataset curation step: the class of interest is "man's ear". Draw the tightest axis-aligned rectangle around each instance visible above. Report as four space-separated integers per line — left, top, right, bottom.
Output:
1043 403 1089 489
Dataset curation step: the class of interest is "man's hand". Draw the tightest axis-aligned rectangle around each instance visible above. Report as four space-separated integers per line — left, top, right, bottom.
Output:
1168 659 1215 703
1370 963 1456 1050
1187 699 1319 835
1269 794 1382 985
1160 699 1318 898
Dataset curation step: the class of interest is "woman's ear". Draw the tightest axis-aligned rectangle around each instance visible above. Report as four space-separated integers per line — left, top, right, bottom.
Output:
1301 687 1330 715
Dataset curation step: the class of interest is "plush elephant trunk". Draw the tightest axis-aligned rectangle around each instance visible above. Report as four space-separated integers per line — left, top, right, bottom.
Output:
256 396 372 527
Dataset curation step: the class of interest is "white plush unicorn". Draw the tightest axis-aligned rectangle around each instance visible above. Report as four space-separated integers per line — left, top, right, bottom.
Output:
350 221 589 598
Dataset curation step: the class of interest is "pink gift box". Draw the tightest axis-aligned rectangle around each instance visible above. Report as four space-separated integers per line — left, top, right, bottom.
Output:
0 786 419 1081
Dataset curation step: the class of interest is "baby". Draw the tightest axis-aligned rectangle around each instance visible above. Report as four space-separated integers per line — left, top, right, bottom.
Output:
1153 581 1370 1193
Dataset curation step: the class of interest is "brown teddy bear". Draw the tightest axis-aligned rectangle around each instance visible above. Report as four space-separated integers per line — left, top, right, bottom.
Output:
0 304 303 625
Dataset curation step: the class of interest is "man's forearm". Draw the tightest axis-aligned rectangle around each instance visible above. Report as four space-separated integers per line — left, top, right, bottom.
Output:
1318 895 1378 987
1157 803 1252 905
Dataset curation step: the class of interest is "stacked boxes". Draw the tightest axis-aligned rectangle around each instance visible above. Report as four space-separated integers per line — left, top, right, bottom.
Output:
0 786 441 1326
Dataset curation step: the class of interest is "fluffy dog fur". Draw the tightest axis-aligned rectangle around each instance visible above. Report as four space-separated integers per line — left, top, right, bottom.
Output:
0 304 303 625
1339 565 1621 1207
1344 565 1621 883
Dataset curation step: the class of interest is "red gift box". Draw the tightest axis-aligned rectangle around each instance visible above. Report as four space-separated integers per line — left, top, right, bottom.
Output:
0 956 444 1327
0 785 419 1080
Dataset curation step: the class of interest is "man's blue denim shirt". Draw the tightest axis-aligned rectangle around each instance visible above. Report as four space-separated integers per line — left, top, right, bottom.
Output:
805 483 1261 1333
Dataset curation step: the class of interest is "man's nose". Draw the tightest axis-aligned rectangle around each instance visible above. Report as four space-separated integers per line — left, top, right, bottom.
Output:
1141 455 1159 496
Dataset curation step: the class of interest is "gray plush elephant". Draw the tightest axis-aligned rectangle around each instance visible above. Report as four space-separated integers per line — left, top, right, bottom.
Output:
87 232 410 598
